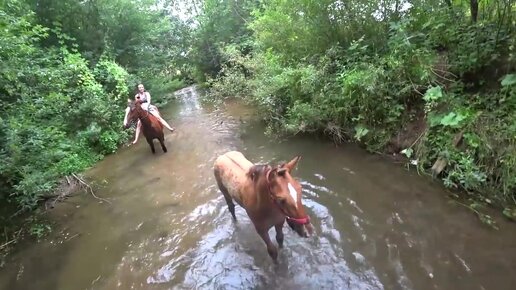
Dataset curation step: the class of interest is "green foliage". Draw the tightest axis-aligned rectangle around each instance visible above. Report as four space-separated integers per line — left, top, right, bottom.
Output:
201 0 516 212
94 57 130 101
0 1 134 211
190 0 258 82
501 74 516 87
141 77 186 107
0 0 192 253
419 81 515 206
26 216 52 239
0 0 192 216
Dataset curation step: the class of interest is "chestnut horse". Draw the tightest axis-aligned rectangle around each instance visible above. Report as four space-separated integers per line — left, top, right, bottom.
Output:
124 99 167 154
213 151 313 262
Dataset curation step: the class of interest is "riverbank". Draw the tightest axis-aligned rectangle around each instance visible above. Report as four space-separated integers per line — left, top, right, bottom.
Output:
205 51 515 222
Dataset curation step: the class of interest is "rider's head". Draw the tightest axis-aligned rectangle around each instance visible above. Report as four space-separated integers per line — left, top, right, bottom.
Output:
137 84 145 93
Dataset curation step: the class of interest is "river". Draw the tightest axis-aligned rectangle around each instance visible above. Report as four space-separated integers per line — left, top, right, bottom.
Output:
0 86 514 290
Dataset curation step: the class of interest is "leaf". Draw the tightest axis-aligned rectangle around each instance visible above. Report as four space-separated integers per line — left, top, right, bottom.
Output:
354 125 369 141
440 112 467 128
428 113 444 127
464 133 480 148
503 208 516 220
423 86 443 102
501 74 516 87
401 148 413 158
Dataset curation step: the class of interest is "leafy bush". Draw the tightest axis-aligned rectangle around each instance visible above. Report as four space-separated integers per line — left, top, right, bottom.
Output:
418 74 515 204
203 0 516 212
0 4 131 210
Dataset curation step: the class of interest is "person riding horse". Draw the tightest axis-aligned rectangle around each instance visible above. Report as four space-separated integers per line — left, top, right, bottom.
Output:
124 84 175 144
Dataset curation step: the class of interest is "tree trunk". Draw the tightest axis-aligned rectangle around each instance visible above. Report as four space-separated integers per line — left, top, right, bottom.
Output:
470 0 478 23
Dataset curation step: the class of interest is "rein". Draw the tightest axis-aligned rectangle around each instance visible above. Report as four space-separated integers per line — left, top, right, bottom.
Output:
129 103 151 124
138 107 151 121
265 169 310 226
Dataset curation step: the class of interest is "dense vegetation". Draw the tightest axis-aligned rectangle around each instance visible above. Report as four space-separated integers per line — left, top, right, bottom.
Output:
190 0 515 220
0 0 190 247
1 0 515 252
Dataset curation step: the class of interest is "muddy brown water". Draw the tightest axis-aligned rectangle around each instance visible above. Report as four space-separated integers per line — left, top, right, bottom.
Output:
1 86 515 290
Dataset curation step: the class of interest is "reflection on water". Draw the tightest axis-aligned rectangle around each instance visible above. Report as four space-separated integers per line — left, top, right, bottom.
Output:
0 86 515 290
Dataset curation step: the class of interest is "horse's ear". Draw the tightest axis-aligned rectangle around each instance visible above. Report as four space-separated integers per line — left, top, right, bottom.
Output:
283 156 301 172
266 167 278 182
248 165 271 182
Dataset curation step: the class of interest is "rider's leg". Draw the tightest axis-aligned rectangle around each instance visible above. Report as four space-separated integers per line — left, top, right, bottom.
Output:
123 106 130 127
149 107 174 132
151 109 174 131
156 115 175 132
133 120 142 144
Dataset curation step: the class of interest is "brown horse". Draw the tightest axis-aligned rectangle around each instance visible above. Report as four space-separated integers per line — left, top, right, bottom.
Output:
124 99 167 154
213 151 313 262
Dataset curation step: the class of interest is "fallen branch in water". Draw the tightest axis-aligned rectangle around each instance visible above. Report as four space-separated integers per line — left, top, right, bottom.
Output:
91 275 102 286
65 233 80 242
0 228 23 250
0 239 16 250
71 173 112 204
44 177 79 209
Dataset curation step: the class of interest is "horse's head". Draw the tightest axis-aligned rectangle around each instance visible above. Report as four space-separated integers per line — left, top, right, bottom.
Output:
123 99 143 129
252 156 313 237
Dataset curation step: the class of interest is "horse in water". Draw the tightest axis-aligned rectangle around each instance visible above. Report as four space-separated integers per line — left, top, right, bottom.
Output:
124 99 167 154
213 151 313 262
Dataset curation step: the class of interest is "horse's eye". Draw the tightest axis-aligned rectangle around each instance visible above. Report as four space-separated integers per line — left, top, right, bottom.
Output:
278 198 287 205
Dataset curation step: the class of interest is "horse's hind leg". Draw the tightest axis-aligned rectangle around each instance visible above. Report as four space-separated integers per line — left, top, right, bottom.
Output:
146 138 155 154
214 168 237 221
158 136 167 153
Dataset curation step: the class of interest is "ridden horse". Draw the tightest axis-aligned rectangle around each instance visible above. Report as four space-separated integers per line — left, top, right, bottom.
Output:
213 151 313 262
124 99 167 154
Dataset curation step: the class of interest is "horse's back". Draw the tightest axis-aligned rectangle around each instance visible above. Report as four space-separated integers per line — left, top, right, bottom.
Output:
214 151 253 202
214 151 253 172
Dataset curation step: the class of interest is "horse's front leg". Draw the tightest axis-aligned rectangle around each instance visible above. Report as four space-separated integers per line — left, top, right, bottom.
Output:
275 222 284 248
158 135 167 153
256 226 278 262
146 137 155 154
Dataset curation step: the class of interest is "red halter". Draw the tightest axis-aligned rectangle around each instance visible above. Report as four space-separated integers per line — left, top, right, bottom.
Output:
266 169 311 225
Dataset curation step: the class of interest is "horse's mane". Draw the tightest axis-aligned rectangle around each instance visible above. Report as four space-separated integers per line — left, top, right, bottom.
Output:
247 164 271 183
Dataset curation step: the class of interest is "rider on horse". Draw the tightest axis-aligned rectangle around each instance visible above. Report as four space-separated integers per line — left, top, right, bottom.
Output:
124 83 175 144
